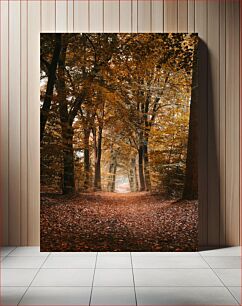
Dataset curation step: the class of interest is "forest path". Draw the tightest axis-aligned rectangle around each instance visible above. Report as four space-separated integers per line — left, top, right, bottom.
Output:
41 192 198 252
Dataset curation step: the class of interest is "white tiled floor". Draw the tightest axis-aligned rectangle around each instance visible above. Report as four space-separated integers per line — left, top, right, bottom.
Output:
42 256 96 268
0 246 241 305
2 256 47 269
135 287 239 305
96 256 132 268
32 268 94 287
91 287 136 305
19 287 92 305
203 256 241 269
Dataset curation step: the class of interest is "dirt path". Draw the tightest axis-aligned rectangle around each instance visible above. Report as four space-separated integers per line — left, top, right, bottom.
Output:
41 192 198 252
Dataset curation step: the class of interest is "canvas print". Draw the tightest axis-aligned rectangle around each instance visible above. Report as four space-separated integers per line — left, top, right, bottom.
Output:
40 33 198 252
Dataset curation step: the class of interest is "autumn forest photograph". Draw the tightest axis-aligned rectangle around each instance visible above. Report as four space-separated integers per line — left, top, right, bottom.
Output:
40 33 198 252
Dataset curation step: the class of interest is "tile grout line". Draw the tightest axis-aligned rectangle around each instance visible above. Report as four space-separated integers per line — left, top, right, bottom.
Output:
199 253 240 305
226 286 241 305
6 254 201 256
4 268 240 270
89 251 98 306
2 246 17 257
130 252 137 306
1 247 17 264
0 257 7 263
16 252 51 306
2 285 242 288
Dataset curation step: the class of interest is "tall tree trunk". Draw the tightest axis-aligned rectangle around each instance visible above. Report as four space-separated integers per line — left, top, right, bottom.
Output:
138 144 145 191
129 158 137 192
129 166 134 192
143 93 152 191
111 160 117 192
61 124 75 194
93 126 102 190
107 149 117 192
143 138 151 191
182 47 198 200
83 128 91 190
40 34 62 142
57 38 75 194
135 157 139 191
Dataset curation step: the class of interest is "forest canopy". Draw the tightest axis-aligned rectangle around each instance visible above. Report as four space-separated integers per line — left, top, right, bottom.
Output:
40 33 198 199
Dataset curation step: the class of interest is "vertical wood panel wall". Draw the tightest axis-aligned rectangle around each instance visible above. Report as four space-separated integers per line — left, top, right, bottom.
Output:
0 0 240 246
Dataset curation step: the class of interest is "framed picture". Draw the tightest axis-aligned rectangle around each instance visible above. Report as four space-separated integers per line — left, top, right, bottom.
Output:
40 33 198 252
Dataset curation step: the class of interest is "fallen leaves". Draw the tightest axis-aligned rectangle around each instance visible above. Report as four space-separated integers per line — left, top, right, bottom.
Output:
40 192 198 252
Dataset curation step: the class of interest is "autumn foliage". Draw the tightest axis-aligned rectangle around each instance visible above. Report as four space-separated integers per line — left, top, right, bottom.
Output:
40 33 198 252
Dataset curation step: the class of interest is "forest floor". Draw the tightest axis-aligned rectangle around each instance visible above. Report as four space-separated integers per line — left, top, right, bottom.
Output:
40 192 198 252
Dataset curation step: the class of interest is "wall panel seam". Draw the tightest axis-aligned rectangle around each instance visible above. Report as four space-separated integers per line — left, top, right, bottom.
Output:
206 0 208 246
7 0 10 245
55 0 57 32
225 0 227 245
239 0 241 245
20 0 22 245
218 0 221 247
27 0 29 246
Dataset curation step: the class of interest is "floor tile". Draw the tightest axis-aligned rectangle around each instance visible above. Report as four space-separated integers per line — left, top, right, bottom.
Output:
9 247 49 257
98 252 131 257
96 256 132 268
42 256 96 268
31 268 94 286
91 287 136 305
50 252 97 257
203 256 241 268
134 269 223 286
1 269 38 286
200 247 241 257
93 269 134 286
0 247 16 257
0 287 27 305
228 287 241 304
1 256 46 269
19 286 91 305
132 252 199 257
132 256 209 269
136 287 238 305
214 269 241 286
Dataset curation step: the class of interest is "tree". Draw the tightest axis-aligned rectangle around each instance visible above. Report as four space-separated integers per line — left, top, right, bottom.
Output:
40 33 198 198
56 35 75 194
182 42 198 200
40 33 62 142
